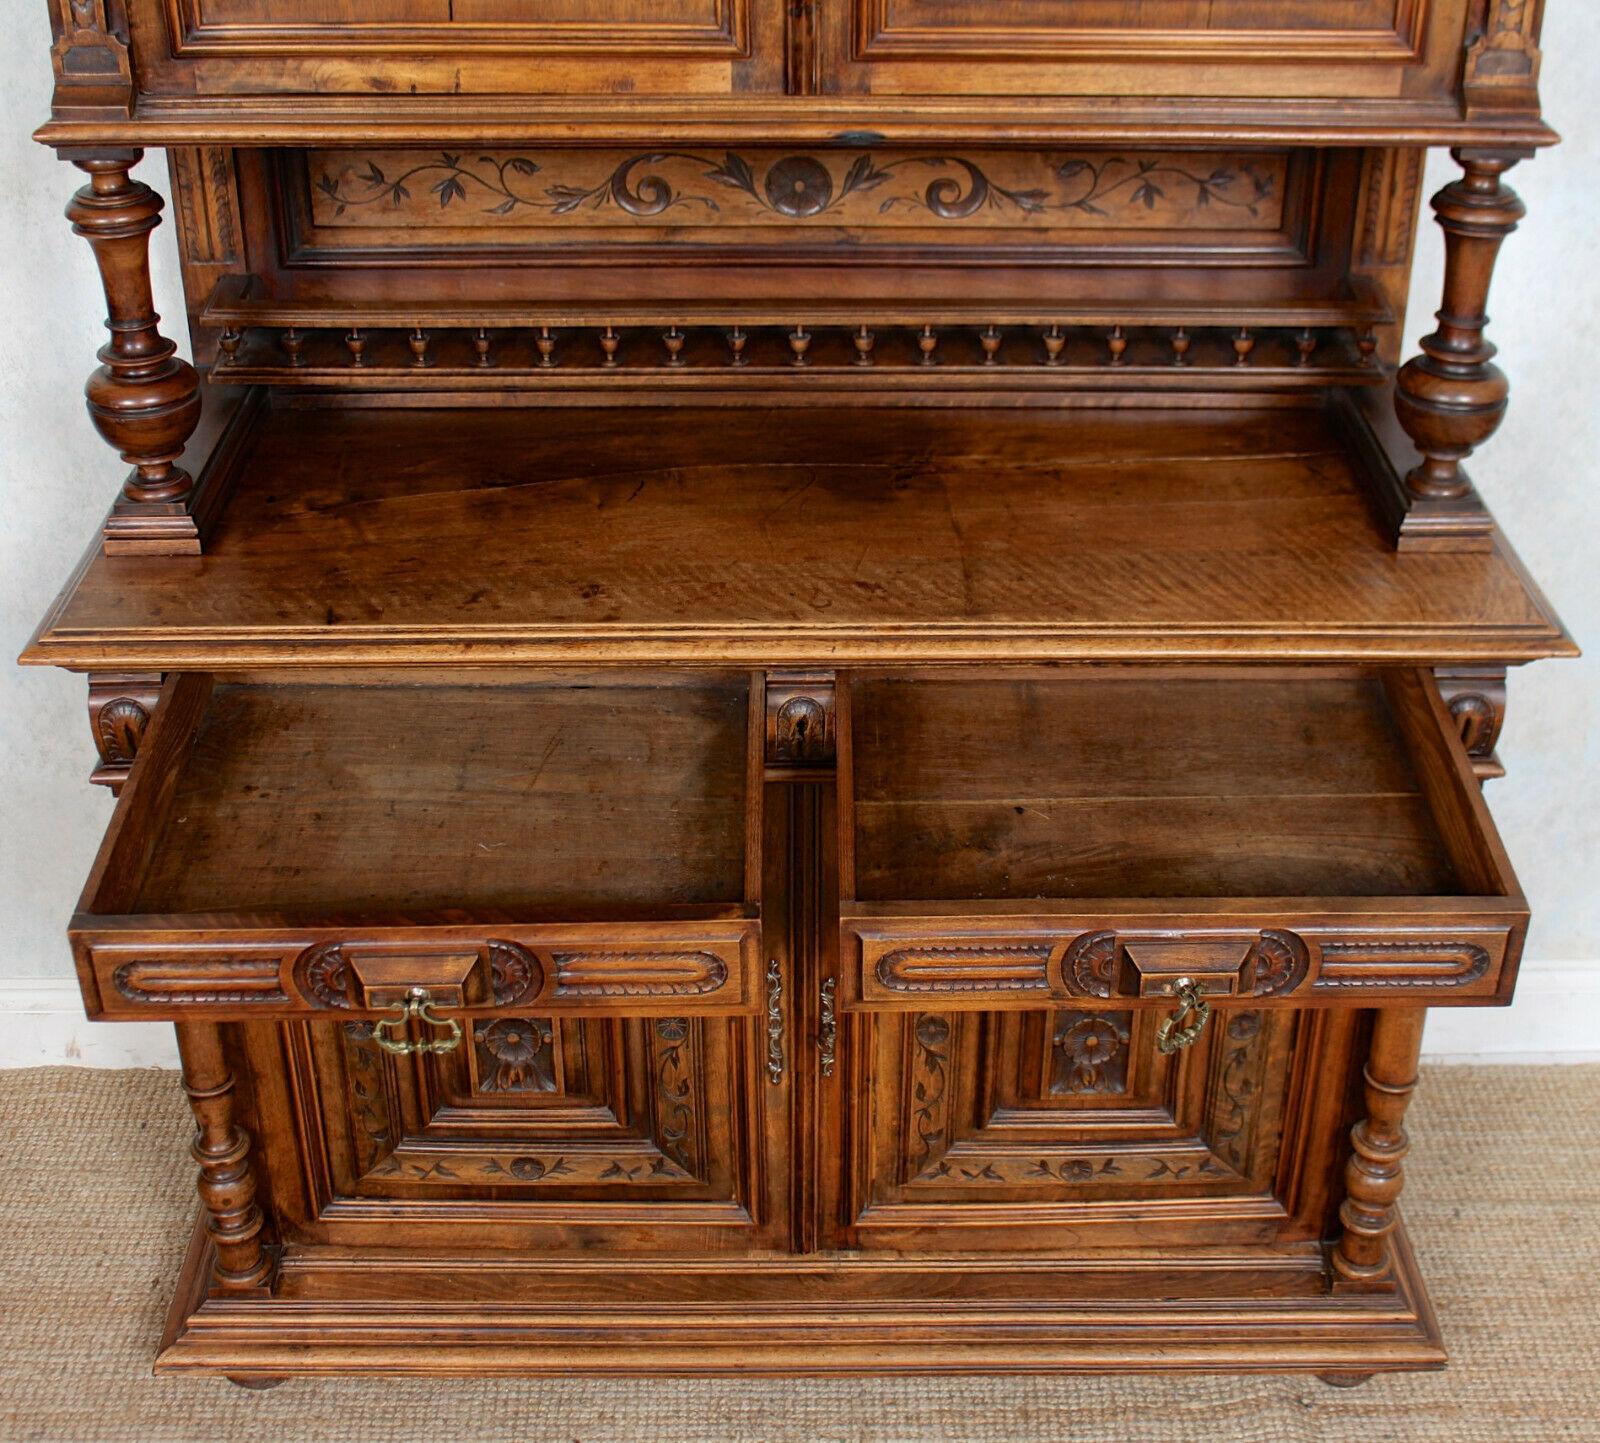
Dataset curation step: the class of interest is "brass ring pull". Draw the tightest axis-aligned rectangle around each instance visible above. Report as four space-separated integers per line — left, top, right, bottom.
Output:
818 978 837 1078
1155 977 1211 1055
373 987 464 1056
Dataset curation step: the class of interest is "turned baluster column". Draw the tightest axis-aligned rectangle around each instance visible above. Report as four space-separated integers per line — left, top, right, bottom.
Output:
64 150 203 554
1393 149 1527 533
1332 1008 1427 1290
175 1022 273 1293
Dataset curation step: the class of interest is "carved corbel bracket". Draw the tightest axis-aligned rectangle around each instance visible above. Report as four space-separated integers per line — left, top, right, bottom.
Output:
765 671 837 769
1464 0 1545 115
86 673 163 794
49 0 132 116
1435 667 1508 781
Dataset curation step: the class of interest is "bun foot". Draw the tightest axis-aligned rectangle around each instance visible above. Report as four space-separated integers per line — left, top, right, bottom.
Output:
224 1374 287 1391
1317 1370 1376 1388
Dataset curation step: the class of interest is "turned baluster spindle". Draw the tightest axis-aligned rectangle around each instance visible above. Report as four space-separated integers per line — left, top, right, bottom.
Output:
1042 325 1066 366
1107 325 1127 366
64 154 202 513
599 325 620 368
535 326 556 368
727 326 749 367
788 325 812 367
472 328 492 368
853 325 875 366
1296 328 1318 367
918 324 939 366
1394 150 1526 501
1170 327 1191 367
980 325 1002 365
663 325 686 367
1333 1009 1427 1289
408 327 432 368
344 328 367 368
218 327 242 365
280 327 306 368
176 1021 272 1293
1358 327 1379 367
1233 327 1255 366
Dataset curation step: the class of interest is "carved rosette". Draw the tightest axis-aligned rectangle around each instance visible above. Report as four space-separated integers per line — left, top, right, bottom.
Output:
1064 932 1119 997
487 941 543 1006
291 942 361 1010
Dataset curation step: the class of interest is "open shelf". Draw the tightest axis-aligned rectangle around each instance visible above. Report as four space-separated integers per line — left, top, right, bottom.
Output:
25 393 1572 670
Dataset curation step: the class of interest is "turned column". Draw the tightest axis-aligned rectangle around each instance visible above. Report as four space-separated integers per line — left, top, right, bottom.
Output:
64 150 203 554
1332 1007 1427 1290
175 1021 273 1293
1393 148 1527 534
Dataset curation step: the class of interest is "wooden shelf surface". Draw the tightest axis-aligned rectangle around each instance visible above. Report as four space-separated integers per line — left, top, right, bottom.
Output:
25 396 1573 670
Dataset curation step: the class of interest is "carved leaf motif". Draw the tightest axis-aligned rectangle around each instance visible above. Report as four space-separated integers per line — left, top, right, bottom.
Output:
1064 931 1119 997
487 941 543 1006
876 945 1051 992
1247 929 1310 997
292 941 360 1010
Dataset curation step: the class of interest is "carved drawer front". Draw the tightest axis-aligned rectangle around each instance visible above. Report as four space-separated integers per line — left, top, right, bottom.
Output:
71 672 764 1024
839 667 1527 1011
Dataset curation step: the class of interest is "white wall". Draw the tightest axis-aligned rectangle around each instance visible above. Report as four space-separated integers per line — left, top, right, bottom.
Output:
1 6 1596 1064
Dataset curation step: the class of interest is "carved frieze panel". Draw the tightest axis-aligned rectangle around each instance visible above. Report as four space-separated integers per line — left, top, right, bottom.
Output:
294 148 1293 250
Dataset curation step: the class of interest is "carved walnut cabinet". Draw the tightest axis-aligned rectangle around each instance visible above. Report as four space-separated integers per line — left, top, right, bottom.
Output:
19 0 1574 1386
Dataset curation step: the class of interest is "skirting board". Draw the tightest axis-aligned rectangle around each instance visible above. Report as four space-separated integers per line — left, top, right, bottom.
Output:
2 966 1598 1069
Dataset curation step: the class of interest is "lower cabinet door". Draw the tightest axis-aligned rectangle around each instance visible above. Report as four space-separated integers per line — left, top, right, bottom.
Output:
824 1002 1365 1253
246 1010 784 1254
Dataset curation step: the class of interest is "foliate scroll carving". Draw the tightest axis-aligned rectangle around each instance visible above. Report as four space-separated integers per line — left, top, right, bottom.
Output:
907 1014 954 1176
552 951 729 998
1049 1011 1131 1096
473 1017 558 1094
86 674 161 792
1206 1012 1273 1174
1064 932 1119 998
307 149 1286 233
341 1022 395 1173
651 1017 700 1174
875 946 1052 993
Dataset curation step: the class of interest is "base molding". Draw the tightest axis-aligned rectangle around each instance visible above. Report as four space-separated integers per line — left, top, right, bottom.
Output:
157 1213 1446 1378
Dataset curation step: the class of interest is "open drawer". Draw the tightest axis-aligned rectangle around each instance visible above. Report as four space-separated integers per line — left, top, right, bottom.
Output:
71 672 763 1024
838 667 1527 1013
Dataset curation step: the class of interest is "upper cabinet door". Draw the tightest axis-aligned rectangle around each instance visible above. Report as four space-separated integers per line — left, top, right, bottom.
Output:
828 0 1473 102
142 0 782 98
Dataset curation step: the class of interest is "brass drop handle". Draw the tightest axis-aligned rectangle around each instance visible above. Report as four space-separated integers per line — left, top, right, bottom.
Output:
766 958 784 1084
373 987 464 1056
818 978 837 1077
1155 977 1211 1055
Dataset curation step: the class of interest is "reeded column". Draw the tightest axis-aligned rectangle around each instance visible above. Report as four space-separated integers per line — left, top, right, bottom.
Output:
64 150 203 553
175 1021 273 1293
1332 1007 1427 1290
1394 149 1526 505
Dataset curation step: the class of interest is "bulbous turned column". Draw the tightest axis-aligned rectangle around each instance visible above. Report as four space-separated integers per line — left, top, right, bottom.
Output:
175 1021 273 1294
1331 1008 1427 1291
1394 149 1525 509
64 150 203 553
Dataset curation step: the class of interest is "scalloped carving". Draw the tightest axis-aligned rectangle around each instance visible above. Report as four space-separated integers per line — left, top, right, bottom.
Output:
292 941 360 1010
487 941 543 1007
1064 931 1119 998
1247 929 1310 997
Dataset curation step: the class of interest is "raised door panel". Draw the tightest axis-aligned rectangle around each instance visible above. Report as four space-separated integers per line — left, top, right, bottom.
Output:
145 0 769 97
839 0 1469 100
827 1002 1361 1253
247 1009 779 1253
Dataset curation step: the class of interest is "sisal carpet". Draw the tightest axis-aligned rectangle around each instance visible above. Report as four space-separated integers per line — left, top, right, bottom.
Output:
0 1064 1597 1443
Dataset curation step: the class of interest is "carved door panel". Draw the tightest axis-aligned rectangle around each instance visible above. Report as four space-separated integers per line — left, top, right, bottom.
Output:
824 1002 1360 1253
828 0 1467 102
254 1008 782 1254
145 0 779 99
